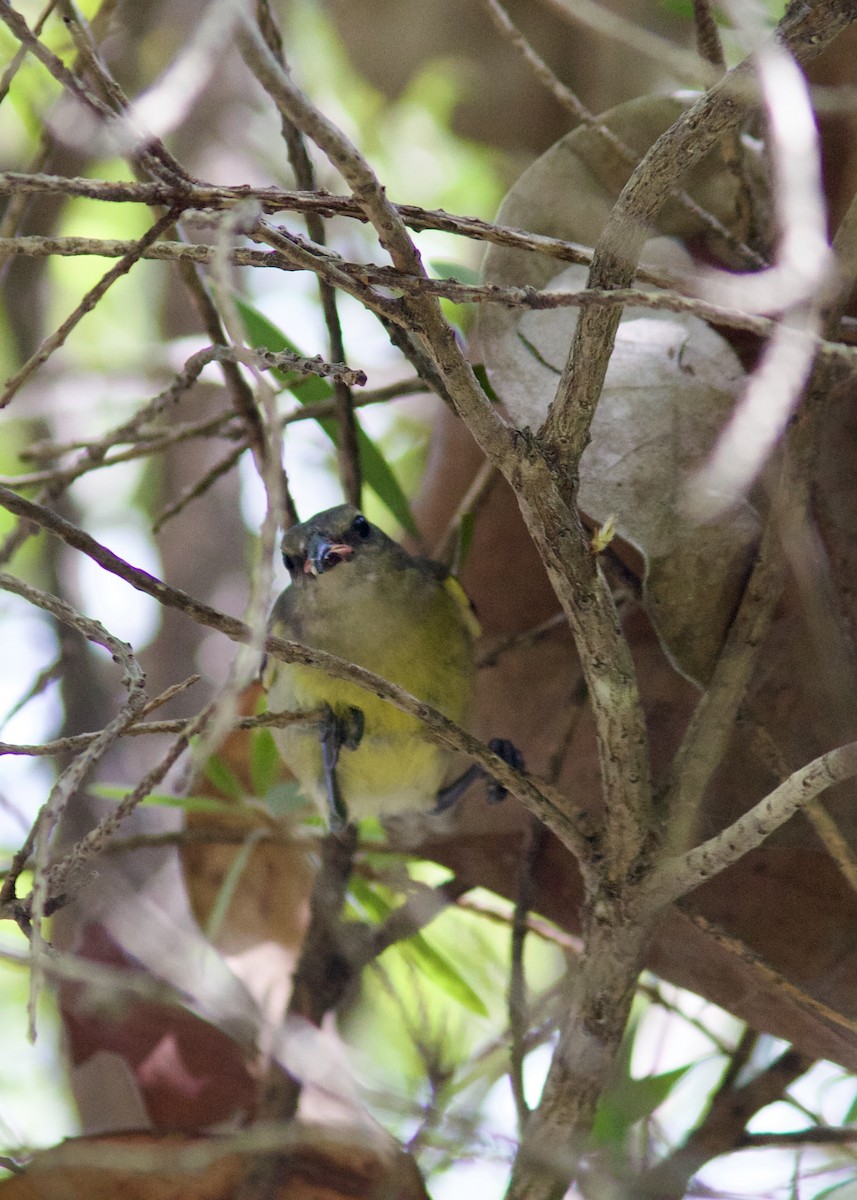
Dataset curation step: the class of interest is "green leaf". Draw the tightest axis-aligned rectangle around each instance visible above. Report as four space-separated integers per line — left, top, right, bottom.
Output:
91 784 233 813
235 298 333 398
592 1064 692 1147
203 753 245 799
472 363 498 403
352 816 386 844
813 1180 857 1200
205 828 267 943
348 874 393 923
351 426 417 535
347 877 488 1016
401 934 489 1018
429 259 482 286
843 1082 857 1126
590 1003 693 1147
457 511 476 571
236 298 417 535
262 779 310 817
249 727 280 797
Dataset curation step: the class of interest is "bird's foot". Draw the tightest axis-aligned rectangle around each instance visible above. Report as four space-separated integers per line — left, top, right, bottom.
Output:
319 705 365 830
485 737 525 804
433 737 524 813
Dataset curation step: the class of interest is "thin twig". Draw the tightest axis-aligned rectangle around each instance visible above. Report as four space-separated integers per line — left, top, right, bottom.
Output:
658 516 785 857
536 0 720 88
0 1 190 184
0 706 318 758
254 0 361 507
2 346 364 491
508 817 546 1133
1 208 179 407
432 457 498 569
152 439 248 532
0 0 57 105
42 704 213 915
480 0 764 271
6 237 857 373
0 571 147 1035
749 720 857 899
692 0 726 70
477 612 566 670
740 1127 857 1147
647 740 857 907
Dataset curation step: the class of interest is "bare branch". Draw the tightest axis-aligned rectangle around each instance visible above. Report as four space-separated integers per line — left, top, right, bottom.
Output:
648 741 857 907
659 516 785 854
0 570 146 1034
692 0 726 71
0 707 318 759
6 233 857 381
254 0 361 508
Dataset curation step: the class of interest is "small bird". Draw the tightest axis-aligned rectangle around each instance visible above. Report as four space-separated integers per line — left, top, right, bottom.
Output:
265 504 482 827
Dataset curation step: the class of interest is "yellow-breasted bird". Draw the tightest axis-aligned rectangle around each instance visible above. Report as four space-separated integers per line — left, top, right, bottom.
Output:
265 504 485 828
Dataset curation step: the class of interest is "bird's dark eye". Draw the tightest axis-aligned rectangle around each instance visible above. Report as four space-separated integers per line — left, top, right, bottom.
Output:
352 514 370 538
283 553 296 574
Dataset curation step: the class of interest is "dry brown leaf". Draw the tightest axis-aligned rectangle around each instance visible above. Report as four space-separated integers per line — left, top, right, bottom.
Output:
0 1124 429 1200
477 95 767 682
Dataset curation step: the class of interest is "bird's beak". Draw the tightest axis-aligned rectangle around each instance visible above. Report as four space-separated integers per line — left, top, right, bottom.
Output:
304 535 354 576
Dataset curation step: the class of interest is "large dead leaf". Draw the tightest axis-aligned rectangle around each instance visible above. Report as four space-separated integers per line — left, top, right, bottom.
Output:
477 96 766 682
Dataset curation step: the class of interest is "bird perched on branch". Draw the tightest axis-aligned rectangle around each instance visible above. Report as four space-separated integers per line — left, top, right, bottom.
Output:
266 504 494 828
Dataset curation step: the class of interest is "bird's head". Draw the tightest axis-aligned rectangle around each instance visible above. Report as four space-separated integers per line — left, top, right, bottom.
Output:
281 505 379 580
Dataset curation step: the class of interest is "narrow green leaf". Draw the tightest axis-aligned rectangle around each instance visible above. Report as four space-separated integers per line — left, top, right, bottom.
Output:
348 875 393 923
592 1064 692 1147
813 1178 857 1200
457 511 476 571
352 425 417 535
236 298 333 398
472 363 498 402
206 828 267 944
203 753 245 799
429 259 482 286
401 934 490 1018
347 877 488 1016
249 727 280 797
236 297 417 535
843 1083 857 1127
91 784 233 813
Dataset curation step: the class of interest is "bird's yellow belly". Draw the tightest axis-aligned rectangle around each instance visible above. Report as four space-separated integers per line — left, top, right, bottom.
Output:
268 662 463 818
